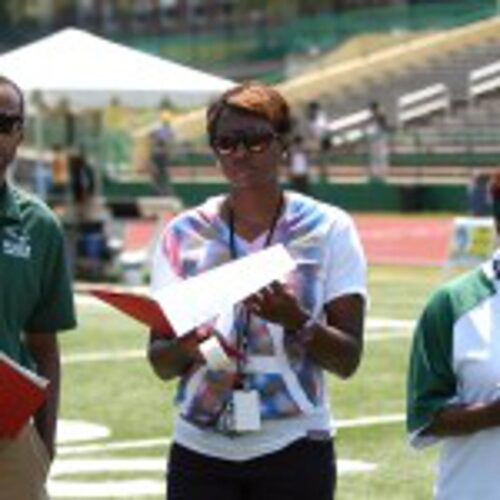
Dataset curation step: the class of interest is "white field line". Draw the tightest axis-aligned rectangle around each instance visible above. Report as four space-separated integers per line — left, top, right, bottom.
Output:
337 413 404 428
48 479 164 497
52 458 376 477
367 331 412 341
61 318 413 365
365 317 414 341
77 291 416 332
76 295 112 308
51 414 396 497
58 413 404 457
58 438 170 456
76 294 415 330
62 350 145 364
366 318 414 330
48 459 375 497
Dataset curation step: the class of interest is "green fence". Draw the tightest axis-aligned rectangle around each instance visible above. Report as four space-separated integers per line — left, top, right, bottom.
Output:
100 177 468 213
23 114 133 176
21 117 500 175
1 1 497 78
117 0 498 76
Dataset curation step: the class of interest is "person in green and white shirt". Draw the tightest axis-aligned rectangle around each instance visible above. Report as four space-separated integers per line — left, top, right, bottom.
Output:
407 171 500 500
0 75 76 499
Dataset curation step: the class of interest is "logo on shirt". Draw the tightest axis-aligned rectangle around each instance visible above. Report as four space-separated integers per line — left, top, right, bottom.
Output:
2 227 31 259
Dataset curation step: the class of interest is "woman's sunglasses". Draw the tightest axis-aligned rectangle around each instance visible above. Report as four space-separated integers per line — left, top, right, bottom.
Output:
211 130 277 157
0 114 22 135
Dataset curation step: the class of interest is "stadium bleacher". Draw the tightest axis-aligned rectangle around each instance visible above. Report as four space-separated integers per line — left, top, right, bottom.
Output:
318 37 500 127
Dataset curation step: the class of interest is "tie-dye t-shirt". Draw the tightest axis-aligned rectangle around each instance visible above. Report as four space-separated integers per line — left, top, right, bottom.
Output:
151 191 367 461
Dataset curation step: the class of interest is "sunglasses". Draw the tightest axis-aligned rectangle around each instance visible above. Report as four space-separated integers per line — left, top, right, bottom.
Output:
0 114 22 135
211 130 277 156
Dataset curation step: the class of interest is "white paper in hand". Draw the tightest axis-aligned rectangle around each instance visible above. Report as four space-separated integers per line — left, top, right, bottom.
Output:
152 244 296 337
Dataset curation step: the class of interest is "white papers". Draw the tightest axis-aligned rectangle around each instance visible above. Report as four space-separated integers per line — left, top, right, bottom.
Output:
152 244 296 337
198 337 233 371
213 307 236 341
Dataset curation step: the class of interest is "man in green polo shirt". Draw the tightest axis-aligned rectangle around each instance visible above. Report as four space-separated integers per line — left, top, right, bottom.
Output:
0 76 76 499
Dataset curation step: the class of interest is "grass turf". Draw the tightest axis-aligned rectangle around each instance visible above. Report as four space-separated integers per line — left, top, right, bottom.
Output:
55 264 445 499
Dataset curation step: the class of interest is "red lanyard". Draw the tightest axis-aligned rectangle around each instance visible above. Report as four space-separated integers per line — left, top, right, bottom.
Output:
227 193 284 387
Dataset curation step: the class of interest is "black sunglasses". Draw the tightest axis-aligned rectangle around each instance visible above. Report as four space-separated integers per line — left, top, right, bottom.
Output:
0 114 23 135
211 130 277 156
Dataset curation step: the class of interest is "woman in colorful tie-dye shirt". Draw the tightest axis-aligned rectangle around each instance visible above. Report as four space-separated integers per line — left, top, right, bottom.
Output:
147 82 367 500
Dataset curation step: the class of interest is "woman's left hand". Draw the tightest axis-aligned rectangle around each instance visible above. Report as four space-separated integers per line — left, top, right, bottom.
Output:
244 281 308 330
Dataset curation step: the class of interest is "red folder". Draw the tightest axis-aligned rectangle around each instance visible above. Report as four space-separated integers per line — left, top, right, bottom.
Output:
0 353 49 439
90 288 240 359
91 288 175 336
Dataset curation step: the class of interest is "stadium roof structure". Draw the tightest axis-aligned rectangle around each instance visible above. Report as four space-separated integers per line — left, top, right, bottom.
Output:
0 28 234 109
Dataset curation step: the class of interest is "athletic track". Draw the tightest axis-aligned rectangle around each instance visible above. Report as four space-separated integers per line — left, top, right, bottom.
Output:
123 215 453 267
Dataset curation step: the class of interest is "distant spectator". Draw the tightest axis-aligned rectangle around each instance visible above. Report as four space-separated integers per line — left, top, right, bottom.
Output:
50 144 69 203
32 160 51 202
288 135 311 194
149 111 175 196
467 171 491 216
367 101 390 180
56 98 76 148
69 149 95 218
103 97 126 131
305 101 329 151
103 97 128 171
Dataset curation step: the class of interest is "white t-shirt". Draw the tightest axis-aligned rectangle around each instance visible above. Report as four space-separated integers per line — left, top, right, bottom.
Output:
151 191 367 461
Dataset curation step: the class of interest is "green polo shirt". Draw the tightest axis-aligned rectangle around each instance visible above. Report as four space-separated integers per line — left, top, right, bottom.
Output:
0 182 76 369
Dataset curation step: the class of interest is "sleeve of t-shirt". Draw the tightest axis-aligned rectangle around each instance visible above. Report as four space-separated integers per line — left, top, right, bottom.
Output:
25 217 76 333
150 225 183 293
406 288 457 449
323 211 367 305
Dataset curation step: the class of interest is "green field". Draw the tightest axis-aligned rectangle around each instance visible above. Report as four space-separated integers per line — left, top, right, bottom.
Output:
54 265 448 499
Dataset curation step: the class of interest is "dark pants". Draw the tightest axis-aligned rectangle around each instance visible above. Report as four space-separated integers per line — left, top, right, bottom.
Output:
167 438 336 500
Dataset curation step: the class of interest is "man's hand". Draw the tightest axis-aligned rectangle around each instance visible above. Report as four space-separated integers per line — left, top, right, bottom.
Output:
25 332 60 462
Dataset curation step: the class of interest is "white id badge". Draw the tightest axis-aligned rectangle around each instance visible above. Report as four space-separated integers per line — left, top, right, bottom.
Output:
233 390 261 432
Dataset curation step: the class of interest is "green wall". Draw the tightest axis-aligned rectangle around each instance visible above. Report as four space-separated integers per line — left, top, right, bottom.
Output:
106 180 466 213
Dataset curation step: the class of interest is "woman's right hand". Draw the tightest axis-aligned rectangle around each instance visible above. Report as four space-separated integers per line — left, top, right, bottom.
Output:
147 330 203 381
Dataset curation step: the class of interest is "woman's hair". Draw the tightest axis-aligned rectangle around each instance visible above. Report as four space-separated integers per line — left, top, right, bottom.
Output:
207 82 292 139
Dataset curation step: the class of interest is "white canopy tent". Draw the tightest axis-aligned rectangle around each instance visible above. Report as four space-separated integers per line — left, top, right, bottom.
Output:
0 27 234 109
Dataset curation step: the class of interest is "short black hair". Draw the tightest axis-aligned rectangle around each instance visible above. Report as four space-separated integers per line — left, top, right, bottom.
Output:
0 75 25 118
